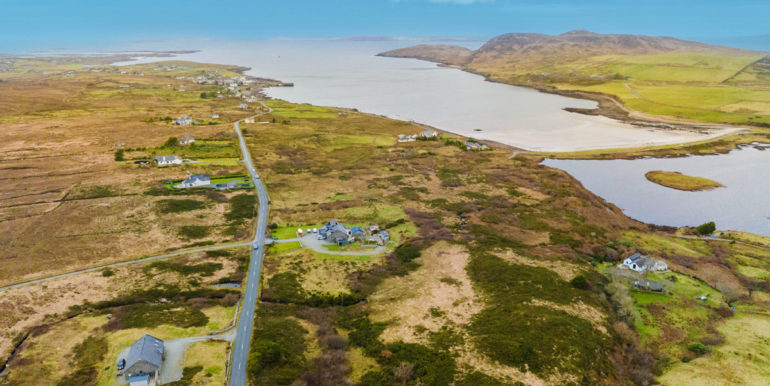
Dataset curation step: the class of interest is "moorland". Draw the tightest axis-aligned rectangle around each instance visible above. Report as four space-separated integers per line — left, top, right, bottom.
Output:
0 51 769 386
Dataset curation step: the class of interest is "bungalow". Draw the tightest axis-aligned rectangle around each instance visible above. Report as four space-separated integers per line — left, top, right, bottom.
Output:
124 334 164 380
174 115 194 126
368 225 380 235
244 117 255 123
238 103 249 109
419 130 438 138
211 113 220 119
465 141 489 151
397 134 417 143
177 174 211 188
154 155 182 166
179 134 195 146
621 253 668 273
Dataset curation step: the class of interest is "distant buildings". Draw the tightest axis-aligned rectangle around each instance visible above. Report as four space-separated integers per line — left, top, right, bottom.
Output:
317 220 390 245
634 280 663 292
154 155 182 166
179 134 195 146
244 117 255 123
238 103 249 109
398 134 417 143
124 334 164 381
211 113 220 119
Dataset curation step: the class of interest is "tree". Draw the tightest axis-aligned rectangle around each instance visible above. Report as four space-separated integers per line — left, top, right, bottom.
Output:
570 275 588 289
696 221 716 235
163 137 179 148
199 92 208 99
114 149 124 161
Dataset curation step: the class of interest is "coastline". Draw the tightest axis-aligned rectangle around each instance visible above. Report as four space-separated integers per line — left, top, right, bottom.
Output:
379 52 765 158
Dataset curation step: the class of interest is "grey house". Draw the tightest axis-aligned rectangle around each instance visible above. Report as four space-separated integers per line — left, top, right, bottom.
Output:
174 115 194 126
125 334 164 379
319 220 350 244
179 133 195 145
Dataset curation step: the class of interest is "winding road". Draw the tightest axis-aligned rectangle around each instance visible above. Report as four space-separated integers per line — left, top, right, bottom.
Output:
228 108 271 386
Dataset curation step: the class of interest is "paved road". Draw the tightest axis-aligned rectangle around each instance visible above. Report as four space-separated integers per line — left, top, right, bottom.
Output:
228 112 271 386
0 242 250 292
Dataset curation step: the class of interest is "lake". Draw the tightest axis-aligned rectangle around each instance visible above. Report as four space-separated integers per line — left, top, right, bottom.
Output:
543 145 770 236
120 40 723 152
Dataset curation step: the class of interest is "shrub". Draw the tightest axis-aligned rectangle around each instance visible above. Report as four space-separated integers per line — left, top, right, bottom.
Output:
164 137 180 148
570 275 588 289
226 194 257 223
687 342 709 356
394 243 422 263
681 356 692 363
101 269 115 277
114 149 124 161
178 225 210 239
697 221 716 235
156 199 207 213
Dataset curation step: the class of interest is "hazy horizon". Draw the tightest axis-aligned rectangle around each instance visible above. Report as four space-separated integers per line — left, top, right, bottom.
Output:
3 0 770 53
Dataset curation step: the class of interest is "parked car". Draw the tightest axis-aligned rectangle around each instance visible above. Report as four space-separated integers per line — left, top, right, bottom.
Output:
317 234 325 240
117 358 125 370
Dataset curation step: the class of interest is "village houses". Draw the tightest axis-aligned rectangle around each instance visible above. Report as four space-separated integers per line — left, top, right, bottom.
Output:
179 134 195 145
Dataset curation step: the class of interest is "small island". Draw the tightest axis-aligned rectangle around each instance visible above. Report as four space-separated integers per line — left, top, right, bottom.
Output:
645 170 724 191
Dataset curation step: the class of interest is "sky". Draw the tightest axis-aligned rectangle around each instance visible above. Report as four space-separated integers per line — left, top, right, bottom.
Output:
2 0 770 52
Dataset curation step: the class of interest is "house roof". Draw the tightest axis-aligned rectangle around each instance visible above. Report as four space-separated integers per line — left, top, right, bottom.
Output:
125 334 164 371
420 130 437 136
627 253 643 261
185 174 210 183
180 134 195 141
351 226 364 234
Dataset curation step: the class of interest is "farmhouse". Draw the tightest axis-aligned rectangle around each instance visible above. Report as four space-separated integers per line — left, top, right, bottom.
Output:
179 134 195 145
154 155 182 166
177 174 211 188
174 115 194 126
621 253 669 273
244 117 255 123
124 334 164 381
238 103 249 109
319 220 351 244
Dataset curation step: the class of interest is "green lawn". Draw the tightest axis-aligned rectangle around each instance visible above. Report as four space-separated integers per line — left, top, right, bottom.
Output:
268 241 302 254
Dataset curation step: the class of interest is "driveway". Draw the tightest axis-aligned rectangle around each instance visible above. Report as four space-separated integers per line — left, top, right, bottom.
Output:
278 234 387 256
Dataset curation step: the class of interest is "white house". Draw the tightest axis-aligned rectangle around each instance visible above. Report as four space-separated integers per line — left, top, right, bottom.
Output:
176 174 211 188
621 253 668 273
397 134 417 143
238 103 249 109
154 155 182 166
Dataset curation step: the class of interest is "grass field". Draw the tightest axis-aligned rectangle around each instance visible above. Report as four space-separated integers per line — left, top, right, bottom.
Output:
645 170 724 191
